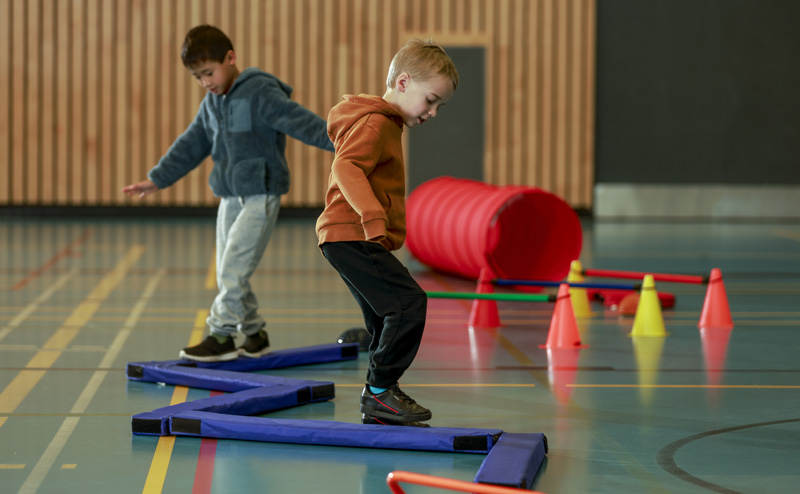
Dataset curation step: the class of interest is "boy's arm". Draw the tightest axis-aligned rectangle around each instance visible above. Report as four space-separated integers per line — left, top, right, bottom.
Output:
257 82 335 152
330 122 387 241
147 111 213 189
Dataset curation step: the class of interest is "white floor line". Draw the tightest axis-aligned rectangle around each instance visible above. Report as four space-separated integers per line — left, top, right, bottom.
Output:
0 268 78 344
17 268 165 494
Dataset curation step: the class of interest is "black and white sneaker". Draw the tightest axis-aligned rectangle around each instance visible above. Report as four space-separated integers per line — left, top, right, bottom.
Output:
360 384 432 422
239 329 270 358
179 334 238 362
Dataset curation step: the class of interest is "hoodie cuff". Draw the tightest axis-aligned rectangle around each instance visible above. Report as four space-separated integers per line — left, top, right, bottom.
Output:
363 218 387 241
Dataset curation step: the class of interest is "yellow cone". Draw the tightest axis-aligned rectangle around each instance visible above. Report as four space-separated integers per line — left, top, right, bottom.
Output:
567 260 594 318
630 274 667 337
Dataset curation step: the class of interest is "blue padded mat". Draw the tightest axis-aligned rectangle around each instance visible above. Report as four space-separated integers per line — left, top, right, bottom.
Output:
132 378 334 436
126 361 334 392
474 432 548 488
127 342 358 379
170 411 503 454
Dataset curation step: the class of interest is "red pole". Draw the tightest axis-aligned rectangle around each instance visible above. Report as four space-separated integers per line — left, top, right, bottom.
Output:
582 268 707 285
386 471 547 494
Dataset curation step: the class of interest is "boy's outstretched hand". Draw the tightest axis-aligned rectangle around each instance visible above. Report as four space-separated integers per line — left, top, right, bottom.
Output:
122 180 159 199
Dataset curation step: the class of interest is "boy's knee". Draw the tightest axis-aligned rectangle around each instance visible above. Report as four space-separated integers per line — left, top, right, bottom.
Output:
401 290 427 317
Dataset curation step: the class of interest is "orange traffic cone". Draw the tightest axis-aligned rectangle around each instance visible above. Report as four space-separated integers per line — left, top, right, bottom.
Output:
540 284 587 349
468 268 501 328
698 268 733 329
567 260 594 318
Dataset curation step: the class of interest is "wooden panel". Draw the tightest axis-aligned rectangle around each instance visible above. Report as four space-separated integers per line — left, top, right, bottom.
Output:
0 0 8 203
2 0 595 210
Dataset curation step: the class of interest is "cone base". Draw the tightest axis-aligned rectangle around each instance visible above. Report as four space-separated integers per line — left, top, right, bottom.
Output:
539 343 589 349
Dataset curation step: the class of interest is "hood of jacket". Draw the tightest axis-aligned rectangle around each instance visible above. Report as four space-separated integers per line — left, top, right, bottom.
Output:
327 94 403 145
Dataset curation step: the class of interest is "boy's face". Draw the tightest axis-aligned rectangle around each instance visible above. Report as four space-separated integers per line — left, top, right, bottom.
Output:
394 73 455 128
188 50 239 95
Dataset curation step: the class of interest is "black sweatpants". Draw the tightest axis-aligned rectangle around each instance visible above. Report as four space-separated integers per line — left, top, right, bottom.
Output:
321 241 427 388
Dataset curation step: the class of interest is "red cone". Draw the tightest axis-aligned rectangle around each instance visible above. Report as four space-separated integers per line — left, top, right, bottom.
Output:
540 284 587 349
468 268 500 328
698 268 734 329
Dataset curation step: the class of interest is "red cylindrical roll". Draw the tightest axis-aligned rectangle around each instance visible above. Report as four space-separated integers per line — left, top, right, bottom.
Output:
406 177 582 283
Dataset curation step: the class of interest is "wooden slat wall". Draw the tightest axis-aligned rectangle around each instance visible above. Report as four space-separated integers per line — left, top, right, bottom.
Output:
1 0 595 210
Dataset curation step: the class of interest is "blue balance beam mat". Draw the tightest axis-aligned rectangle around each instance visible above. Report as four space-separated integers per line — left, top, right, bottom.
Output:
132 379 335 436
474 432 548 489
127 342 358 379
170 411 504 454
126 361 335 392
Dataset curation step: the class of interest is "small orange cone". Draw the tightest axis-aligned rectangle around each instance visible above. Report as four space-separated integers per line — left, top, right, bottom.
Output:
540 284 587 349
468 268 501 328
698 268 734 329
630 275 667 337
618 292 640 317
567 260 594 318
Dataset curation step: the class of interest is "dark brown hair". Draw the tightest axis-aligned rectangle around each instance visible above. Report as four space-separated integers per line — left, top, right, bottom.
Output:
181 25 234 68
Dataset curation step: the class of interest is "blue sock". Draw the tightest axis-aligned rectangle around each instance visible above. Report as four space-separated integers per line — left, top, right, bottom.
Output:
369 385 388 394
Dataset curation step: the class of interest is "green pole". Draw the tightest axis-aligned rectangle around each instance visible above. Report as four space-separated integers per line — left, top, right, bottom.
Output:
426 291 555 302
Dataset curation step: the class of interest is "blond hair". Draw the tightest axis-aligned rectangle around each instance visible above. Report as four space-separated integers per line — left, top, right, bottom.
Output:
386 39 459 90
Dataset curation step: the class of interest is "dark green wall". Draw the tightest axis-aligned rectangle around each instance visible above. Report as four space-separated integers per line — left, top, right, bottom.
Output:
595 0 800 184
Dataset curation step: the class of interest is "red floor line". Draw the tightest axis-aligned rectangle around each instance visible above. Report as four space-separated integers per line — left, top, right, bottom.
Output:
192 439 218 494
11 229 93 291
192 390 222 494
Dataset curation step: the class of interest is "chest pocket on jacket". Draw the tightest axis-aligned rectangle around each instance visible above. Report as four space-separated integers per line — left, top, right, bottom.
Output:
227 99 252 132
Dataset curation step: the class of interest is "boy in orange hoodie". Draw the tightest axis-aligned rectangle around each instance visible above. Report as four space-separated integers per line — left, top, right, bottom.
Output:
316 39 458 425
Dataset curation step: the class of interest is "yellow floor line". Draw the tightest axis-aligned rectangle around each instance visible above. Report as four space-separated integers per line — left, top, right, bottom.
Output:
0 268 78 345
336 383 536 387
141 311 207 494
205 249 216 290
16 256 159 494
0 246 144 415
568 384 800 389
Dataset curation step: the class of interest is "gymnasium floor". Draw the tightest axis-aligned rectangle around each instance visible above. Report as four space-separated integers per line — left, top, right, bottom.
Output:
1 215 799 494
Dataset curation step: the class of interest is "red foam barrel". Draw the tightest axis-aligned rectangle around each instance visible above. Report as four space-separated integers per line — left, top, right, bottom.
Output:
406 177 582 282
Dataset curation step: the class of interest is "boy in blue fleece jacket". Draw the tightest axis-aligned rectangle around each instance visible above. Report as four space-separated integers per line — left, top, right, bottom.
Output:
123 25 334 362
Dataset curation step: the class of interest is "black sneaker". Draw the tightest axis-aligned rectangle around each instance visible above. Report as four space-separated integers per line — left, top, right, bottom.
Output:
361 413 431 428
179 334 238 362
239 329 270 358
360 384 432 422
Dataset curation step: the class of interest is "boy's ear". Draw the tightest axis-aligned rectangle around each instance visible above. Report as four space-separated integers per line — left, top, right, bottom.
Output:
396 73 410 93
225 50 236 65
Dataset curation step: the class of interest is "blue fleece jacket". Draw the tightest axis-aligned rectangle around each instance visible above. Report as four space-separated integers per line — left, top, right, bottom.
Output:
148 67 334 197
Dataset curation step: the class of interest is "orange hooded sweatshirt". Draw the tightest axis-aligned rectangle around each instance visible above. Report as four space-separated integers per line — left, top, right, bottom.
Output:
316 94 407 251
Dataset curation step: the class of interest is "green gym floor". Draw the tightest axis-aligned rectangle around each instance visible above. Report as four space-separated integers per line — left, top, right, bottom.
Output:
1 216 799 494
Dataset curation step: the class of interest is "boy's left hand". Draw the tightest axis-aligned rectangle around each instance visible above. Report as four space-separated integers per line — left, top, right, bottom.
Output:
122 180 159 199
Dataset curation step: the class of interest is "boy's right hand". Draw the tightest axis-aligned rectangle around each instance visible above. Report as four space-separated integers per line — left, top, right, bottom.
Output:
122 180 159 199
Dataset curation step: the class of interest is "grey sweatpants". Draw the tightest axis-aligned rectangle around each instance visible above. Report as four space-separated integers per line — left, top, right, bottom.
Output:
206 194 280 337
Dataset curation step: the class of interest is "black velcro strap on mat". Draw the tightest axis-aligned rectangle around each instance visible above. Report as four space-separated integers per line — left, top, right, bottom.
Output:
453 434 490 452
297 388 310 403
311 383 335 400
171 417 202 435
126 364 143 379
131 418 162 435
